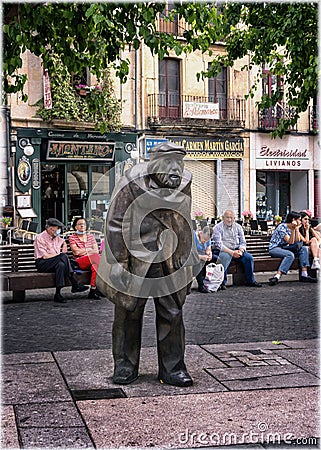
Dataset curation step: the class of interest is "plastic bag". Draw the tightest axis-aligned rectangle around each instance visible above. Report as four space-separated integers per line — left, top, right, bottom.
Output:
203 263 224 292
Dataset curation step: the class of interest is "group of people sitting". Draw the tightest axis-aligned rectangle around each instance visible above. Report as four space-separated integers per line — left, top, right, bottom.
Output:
194 209 319 293
35 209 319 302
34 217 104 303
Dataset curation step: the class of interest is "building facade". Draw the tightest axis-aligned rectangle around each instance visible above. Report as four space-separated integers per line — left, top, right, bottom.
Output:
2 11 319 230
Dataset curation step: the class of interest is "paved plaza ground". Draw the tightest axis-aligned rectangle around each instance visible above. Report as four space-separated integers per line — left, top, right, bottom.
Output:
1 280 320 449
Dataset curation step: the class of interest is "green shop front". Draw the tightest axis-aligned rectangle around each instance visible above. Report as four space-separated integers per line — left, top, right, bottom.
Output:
14 127 137 229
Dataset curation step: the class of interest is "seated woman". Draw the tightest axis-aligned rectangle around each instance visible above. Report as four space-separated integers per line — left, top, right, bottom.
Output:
268 211 317 286
193 226 212 293
69 217 103 299
299 211 321 270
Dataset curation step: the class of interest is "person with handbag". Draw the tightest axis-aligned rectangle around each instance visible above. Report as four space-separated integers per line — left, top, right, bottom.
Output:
193 226 213 293
268 211 317 286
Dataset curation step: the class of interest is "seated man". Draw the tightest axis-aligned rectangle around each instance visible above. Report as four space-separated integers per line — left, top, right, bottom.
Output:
34 218 88 303
212 210 262 289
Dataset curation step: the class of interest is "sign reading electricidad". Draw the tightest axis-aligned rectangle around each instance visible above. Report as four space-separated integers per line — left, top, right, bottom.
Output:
169 137 244 159
47 141 115 160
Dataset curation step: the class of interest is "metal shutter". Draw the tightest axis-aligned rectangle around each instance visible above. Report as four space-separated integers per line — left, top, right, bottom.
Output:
184 160 216 219
220 160 240 216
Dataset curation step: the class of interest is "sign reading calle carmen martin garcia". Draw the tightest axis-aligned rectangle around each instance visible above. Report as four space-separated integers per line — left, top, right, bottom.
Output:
168 137 244 159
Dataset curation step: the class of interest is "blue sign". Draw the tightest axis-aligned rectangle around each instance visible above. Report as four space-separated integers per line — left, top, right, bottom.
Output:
145 137 168 159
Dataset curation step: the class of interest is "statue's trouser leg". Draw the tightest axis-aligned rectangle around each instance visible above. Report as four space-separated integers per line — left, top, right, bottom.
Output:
112 299 147 373
154 293 186 378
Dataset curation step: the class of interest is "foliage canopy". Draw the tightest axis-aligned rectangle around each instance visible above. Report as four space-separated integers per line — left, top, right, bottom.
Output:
3 2 318 136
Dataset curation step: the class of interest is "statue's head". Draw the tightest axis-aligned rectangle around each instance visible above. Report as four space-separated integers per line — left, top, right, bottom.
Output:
147 142 186 189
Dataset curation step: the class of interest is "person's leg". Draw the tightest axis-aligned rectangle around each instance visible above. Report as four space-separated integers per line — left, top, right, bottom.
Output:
309 238 320 269
239 251 257 284
112 299 147 384
36 255 69 302
298 246 317 282
155 290 192 387
77 254 101 297
195 263 207 292
217 251 232 287
269 247 294 285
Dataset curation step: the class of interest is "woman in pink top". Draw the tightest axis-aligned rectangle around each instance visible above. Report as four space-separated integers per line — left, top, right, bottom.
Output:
69 217 103 299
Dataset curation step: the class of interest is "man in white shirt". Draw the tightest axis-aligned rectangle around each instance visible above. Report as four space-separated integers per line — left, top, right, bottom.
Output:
212 210 262 289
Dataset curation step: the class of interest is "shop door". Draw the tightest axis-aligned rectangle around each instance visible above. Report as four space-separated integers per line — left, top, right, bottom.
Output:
41 164 65 228
67 164 88 224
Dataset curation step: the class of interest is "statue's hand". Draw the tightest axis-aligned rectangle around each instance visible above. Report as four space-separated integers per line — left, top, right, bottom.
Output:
110 263 131 292
173 256 184 270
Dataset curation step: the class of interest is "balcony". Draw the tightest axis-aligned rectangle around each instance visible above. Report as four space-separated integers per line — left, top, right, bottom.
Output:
147 94 245 129
258 102 298 131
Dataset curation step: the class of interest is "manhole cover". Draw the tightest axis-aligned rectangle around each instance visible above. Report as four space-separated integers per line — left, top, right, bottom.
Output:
71 388 127 401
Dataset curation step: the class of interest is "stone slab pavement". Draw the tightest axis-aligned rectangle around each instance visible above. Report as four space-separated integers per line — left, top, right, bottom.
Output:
1 281 320 448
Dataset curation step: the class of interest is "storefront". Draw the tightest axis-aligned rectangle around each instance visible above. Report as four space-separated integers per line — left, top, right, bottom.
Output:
14 127 137 228
250 133 316 219
142 135 245 219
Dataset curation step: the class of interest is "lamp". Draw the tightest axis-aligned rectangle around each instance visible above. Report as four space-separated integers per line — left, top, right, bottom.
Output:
19 138 35 156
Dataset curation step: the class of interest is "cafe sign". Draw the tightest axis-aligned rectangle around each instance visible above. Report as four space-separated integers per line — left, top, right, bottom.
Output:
168 137 244 159
183 102 219 120
47 141 115 160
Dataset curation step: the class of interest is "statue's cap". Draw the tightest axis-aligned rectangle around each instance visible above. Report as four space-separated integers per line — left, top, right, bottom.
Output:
149 141 186 156
46 218 64 227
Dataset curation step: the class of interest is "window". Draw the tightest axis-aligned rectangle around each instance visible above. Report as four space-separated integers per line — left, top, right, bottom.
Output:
159 59 180 118
208 65 227 119
159 0 178 34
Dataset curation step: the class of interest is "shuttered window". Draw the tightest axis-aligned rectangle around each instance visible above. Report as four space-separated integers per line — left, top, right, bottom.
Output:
184 160 216 219
220 160 240 216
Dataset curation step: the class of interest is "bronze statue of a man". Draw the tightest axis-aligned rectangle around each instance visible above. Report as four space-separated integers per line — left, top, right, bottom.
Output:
97 142 200 387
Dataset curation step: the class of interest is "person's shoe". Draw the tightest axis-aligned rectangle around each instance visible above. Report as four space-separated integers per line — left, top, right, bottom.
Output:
300 275 318 283
219 283 227 290
159 370 193 387
198 285 209 293
71 283 89 293
245 281 262 287
53 293 67 303
269 277 279 286
311 259 320 270
113 367 138 385
88 289 101 299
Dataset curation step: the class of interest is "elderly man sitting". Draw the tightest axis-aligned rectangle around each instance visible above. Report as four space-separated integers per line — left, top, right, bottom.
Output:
212 210 262 289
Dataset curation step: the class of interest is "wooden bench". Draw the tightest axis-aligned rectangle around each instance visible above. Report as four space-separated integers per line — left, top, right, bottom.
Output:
0 244 91 301
230 235 314 285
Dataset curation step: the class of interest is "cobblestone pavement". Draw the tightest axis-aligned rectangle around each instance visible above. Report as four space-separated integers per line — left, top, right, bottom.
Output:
2 281 319 354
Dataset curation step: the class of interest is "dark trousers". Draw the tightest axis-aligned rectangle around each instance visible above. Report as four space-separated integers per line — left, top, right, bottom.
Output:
35 254 73 288
112 264 187 378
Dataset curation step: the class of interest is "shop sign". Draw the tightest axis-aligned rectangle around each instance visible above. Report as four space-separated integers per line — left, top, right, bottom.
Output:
145 137 168 158
17 156 31 186
168 137 244 159
32 158 41 189
255 135 312 170
47 141 115 160
183 102 220 120
43 69 52 110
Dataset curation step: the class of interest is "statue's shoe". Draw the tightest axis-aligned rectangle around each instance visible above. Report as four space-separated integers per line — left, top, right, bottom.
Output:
159 370 193 387
113 367 138 385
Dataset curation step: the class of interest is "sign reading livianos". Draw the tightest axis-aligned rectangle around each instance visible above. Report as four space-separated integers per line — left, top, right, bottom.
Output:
255 135 313 170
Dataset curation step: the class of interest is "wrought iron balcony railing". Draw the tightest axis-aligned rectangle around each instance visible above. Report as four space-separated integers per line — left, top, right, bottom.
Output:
258 102 298 131
147 94 245 127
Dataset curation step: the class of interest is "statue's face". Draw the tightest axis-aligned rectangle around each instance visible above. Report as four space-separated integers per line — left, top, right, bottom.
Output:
148 153 184 188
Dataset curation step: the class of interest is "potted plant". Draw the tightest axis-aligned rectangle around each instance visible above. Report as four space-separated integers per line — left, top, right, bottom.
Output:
1 216 12 228
241 210 253 223
274 215 282 226
194 210 205 220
